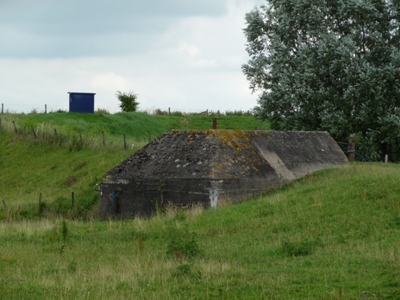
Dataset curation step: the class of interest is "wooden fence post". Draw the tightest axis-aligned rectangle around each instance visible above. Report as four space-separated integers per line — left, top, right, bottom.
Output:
31 126 37 139
71 192 75 208
45 104 47 114
102 132 105 146
385 154 388 163
348 134 356 162
123 134 127 149
12 120 17 134
1 103 3 114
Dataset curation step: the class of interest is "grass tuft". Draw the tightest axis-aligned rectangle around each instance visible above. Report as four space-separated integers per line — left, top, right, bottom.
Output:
165 222 202 259
280 238 319 257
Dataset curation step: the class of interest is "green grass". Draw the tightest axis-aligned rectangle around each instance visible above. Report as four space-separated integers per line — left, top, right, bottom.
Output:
0 112 399 299
0 129 131 219
0 112 269 150
0 164 399 299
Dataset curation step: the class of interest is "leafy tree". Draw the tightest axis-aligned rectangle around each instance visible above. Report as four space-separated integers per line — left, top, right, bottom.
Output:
243 0 400 161
116 91 139 112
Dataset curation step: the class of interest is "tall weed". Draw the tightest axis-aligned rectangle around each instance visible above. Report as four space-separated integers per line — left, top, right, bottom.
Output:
165 222 201 259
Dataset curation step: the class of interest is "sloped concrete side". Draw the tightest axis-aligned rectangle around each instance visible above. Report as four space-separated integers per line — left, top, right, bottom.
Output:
252 131 348 179
99 130 347 219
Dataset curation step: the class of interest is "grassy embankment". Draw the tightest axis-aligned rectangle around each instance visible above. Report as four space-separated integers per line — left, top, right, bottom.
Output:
0 111 269 218
1 112 399 299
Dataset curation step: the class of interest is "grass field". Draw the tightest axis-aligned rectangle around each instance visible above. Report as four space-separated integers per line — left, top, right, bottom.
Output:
0 112 399 299
0 111 269 151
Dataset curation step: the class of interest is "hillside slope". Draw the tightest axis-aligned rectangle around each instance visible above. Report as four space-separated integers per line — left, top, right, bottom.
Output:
0 112 269 218
0 129 131 218
0 163 399 299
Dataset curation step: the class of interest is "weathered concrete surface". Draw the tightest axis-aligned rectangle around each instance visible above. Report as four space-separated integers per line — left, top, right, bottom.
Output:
99 130 347 219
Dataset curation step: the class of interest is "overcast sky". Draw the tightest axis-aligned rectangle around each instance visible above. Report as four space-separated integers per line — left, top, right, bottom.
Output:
0 0 264 114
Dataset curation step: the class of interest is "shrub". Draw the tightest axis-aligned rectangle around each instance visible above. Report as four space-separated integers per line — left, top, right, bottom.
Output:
280 238 319 257
68 135 84 152
166 223 201 259
96 108 110 114
116 91 139 112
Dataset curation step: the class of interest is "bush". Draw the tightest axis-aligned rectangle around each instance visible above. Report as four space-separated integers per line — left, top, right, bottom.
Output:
280 238 319 257
68 135 84 152
166 222 201 259
116 91 139 112
96 108 110 114
225 110 254 116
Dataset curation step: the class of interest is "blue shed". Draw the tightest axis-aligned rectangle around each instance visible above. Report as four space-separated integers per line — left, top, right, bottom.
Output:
68 92 95 113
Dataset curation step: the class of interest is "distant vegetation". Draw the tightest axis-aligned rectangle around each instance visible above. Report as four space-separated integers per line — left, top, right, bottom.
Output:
116 91 139 112
244 1 400 162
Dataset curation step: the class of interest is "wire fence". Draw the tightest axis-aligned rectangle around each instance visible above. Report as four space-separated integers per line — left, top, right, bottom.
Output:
0 116 149 151
0 103 254 116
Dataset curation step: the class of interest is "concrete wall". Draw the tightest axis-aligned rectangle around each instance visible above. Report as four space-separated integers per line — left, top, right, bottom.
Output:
99 177 284 219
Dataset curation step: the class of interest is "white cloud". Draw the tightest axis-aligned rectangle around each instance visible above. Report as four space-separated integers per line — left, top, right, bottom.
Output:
90 72 129 92
0 0 265 114
177 43 200 57
0 0 227 58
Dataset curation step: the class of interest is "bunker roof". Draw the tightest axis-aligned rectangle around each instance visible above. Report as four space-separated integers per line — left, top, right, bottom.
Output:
104 130 347 181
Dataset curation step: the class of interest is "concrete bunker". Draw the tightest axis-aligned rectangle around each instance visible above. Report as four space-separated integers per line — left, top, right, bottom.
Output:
99 130 348 219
